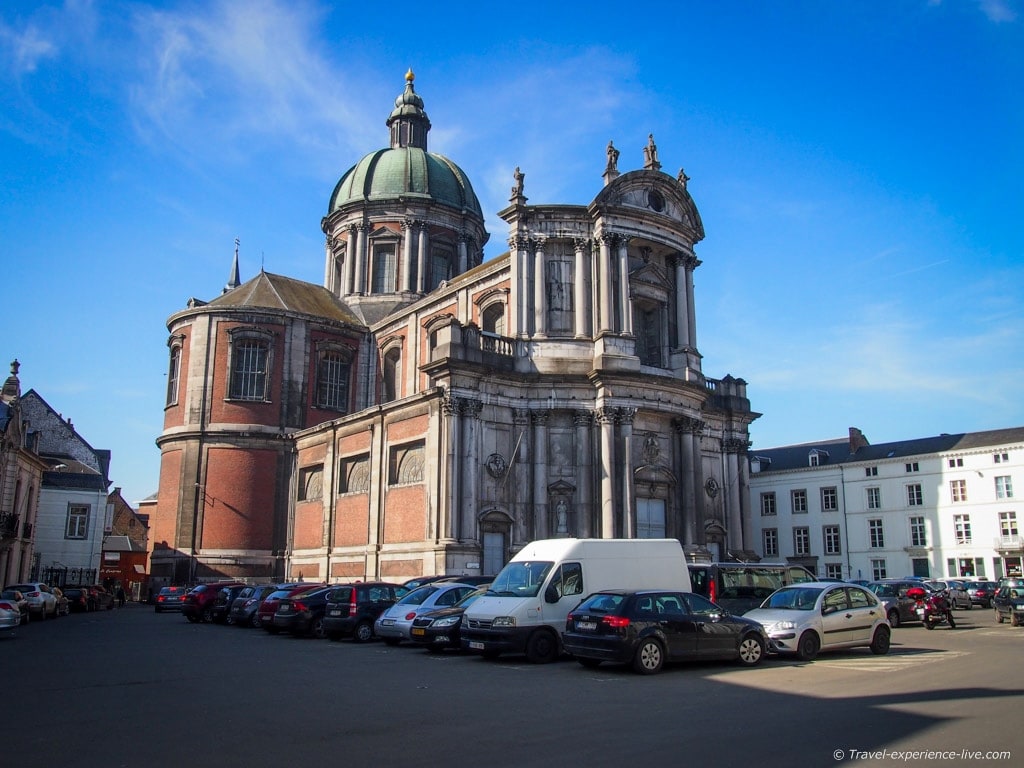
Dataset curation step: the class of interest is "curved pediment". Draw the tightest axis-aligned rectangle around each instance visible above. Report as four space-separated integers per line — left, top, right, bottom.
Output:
592 170 704 242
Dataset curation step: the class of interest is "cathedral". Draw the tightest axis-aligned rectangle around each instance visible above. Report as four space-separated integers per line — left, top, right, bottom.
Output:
149 72 759 586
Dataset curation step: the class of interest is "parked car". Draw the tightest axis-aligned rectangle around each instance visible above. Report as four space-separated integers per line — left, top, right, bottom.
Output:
375 582 477 644
435 575 494 587
992 583 1024 626
866 580 924 628
0 595 20 637
228 585 280 628
7 582 58 619
258 584 324 633
272 586 338 638
87 585 116 611
63 587 92 613
965 581 998 608
323 582 409 642
562 590 769 674
410 585 490 651
182 582 244 623
154 586 189 613
744 582 891 661
687 562 817 616
924 580 971 610
0 589 30 625
51 587 70 616
402 575 454 591
210 584 249 624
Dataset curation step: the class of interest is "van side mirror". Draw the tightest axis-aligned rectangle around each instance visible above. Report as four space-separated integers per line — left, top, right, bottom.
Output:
544 584 559 603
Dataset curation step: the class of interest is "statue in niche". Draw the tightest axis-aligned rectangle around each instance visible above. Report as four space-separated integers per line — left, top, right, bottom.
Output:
555 498 569 535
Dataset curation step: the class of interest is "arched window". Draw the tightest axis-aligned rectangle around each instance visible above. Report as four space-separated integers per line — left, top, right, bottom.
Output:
317 346 353 412
228 332 272 401
382 347 401 403
633 301 664 368
371 245 397 292
166 344 181 406
429 246 453 291
482 303 506 336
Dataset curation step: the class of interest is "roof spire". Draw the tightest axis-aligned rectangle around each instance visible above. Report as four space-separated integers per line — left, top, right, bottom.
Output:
387 69 430 150
224 238 241 294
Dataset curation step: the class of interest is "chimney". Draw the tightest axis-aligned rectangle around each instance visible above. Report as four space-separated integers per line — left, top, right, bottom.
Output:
849 427 870 453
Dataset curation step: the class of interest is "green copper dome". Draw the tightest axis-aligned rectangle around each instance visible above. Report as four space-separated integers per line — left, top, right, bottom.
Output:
327 71 483 219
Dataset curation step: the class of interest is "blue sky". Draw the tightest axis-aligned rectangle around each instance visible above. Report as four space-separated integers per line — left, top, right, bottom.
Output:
2 0 1022 506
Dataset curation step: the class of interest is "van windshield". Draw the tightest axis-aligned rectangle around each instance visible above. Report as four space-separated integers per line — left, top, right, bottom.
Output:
487 561 554 598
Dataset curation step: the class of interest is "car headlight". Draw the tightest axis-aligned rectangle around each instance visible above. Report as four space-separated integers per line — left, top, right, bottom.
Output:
769 621 797 632
492 616 516 627
434 615 461 628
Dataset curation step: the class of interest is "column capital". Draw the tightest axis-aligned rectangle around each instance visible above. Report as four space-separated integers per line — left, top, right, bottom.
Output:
460 398 483 418
617 407 637 426
573 410 593 427
509 233 531 251
531 409 550 426
722 436 751 454
513 407 532 425
673 415 705 435
596 407 618 425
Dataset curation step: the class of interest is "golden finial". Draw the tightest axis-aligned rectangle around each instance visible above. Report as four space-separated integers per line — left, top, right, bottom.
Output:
405 68 415 83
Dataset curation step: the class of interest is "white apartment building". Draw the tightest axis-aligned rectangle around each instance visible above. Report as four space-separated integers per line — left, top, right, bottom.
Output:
747 427 1023 582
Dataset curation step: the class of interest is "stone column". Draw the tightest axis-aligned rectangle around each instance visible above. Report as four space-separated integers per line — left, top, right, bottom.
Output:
574 410 593 537
724 437 745 552
442 394 460 540
417 224 429 293
533 237 546 337
597 233 614 333
344 226 357 296
674 254 690 348
620 408 636 537
674 417 703 544
685 253 700 350
509 234 530 338
355 225 368 294
458 232 469 275
461 399 482 544
597 408 617 537
532 410 549 538
512 408 531 544
573 237 589 339
401 219 415 292
617 237 633 336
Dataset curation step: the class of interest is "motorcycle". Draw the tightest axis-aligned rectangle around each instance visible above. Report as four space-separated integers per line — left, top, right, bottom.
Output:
907 586 955 629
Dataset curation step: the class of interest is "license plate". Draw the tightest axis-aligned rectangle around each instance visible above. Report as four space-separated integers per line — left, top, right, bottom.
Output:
469 641 484 650
576 621 597 631
329 610 341 616
381 619 395 626
411 628 425 636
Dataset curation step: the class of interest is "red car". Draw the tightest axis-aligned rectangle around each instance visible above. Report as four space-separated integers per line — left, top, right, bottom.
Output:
258 584 324 633
182 581 244 623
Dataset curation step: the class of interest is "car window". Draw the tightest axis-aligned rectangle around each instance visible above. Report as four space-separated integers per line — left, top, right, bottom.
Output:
655 594 685 615
398 585 440 605
822 588 850 614
633 595 658 616
761 587 823 610
578 593 622 613
682 593 719 616
848 587 873 608
548 562 584 599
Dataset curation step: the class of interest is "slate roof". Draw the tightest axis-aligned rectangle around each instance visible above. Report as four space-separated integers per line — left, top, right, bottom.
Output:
207 271 363 326
752 426 1024 473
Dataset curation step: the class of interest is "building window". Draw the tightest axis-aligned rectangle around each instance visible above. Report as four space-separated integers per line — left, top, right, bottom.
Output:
995 476 1013 499
371 245 397 292
760 492 777 516
65 504 90 539
429 247 453 291
821 487 838 512
633 302 664 367
999 511 1018 538
338 455 370 494
793 527 810 556
317 347 353 412
950 479 967 502
792 489 808 514
389 441 425 485
823 525 841 555
907 483 923 507
905 462 919 472
166 344 181 406
547 259 575 334
762 528 778 557
865 466 877 477
825 563 843 580
871 559 887 581
948 457 963 468
382 347 401 404
297 465 323 502
229 337 270 400
910 516 927 547
867 487 881 510
994 452 1009 463
869 519 885 548
953 514 972 545
481 303 506 336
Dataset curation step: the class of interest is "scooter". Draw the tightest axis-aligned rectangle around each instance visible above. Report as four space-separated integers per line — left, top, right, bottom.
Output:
907 586 955 629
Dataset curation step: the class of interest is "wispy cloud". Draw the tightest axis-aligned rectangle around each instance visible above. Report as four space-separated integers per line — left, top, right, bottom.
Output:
0 18 58 77
977 0 1018 23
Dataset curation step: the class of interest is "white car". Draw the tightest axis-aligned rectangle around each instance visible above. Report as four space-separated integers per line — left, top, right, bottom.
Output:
7 583 58 619
744 581 891 661
374 582 477 644
0 596 20 637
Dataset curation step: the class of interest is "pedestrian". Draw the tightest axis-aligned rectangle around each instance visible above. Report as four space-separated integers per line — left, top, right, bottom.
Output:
116 585 126 608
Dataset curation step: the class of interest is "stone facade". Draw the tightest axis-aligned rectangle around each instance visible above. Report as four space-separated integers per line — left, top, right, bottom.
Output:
150 74 758 584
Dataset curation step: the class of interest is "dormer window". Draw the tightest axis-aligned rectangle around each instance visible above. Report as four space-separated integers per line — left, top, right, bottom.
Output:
809 449 828 467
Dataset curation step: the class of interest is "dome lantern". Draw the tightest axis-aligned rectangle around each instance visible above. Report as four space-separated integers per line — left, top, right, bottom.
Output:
387 69 431 150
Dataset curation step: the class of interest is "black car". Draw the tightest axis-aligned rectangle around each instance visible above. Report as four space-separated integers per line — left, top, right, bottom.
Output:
410 585 489 651
272 586 336 638
154 586 189 613
966 581 999 608
562 590 769 675
210 584 248 624
323 582 408 642
993 580 1024 626
228 584 280 628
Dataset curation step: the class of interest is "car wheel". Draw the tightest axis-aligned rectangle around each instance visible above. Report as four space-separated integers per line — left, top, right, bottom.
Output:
632 638 665 674
311 617 327 639
795 631 820 661
201 608 214 623
995 608 1004 624
577 657 603 669
525 630 559 664
1011 613 1021 628
887 609 900 628
737 635 765 666
353 621 374 643
870 625 891 655
250 612 261 629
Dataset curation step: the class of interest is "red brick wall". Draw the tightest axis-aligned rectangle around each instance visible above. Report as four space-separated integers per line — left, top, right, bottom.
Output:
163 326 191 430
152 449 183 550
388 413 428 441
201 447 278 549
335 494 369 546
383 484 426 543
293 502 323 549
209 321 284 426
304 330 361 426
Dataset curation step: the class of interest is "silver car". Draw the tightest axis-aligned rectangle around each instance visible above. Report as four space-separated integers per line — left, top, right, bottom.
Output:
744 582 891 661
374 582 477 644
925 580 971 610
7 583 58 619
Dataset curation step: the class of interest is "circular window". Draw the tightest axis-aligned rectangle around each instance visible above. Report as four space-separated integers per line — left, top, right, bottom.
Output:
648 190 665 212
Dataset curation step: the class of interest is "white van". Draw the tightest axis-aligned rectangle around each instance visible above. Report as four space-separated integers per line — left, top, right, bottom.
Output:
461 538 692 663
